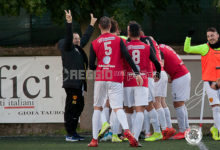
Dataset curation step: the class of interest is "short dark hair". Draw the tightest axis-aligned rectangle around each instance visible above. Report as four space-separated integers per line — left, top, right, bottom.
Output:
128 21 141 38
110 18 119 33
207 27 218 33
99 16 111 30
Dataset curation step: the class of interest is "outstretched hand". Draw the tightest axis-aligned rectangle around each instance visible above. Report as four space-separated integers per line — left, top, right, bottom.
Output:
65 10 72 23
90 13 97 26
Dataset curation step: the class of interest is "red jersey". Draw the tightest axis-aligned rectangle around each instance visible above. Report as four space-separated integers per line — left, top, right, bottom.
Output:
92 33 124 82
159 44 189 80
140 36 164 72
124 40 150 87
151 39 164 71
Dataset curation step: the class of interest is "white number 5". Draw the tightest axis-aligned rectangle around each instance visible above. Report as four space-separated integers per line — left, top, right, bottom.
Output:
104 41 112 55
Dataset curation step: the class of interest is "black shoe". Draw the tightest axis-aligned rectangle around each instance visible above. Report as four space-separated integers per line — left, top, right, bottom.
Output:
73 133 85 141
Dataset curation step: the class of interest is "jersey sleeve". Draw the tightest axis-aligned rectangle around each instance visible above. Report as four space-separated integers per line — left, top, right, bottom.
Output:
184 37 209 56
89 44 97 70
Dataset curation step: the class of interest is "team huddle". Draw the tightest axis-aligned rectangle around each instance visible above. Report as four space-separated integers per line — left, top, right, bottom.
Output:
63 10 220 147
88 15 191 147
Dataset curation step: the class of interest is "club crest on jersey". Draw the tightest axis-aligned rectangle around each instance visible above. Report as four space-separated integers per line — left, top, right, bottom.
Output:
103 56 111 64
209 98 213 103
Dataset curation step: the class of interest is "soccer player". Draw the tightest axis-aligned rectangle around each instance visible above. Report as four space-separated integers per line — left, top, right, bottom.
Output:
149 36 175 139
88 16 143 147
160 44 191 139
124 21 161 144
100 18 125 143
184 27 220 140
139 35 163 141
146 36 175 139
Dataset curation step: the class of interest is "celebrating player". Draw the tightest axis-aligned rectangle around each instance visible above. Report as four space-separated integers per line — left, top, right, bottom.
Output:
88 16 143 147
160 44 191 139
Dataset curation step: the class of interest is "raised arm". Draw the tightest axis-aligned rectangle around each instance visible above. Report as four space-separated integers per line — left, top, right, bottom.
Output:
184 37 209 56
89 44 97 70
80 13 97 48
64 10 74 51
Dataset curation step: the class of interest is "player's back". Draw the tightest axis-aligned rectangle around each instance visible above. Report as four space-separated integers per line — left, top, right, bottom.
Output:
92 33 124 82
159 44 189 80
124 40 150 87
141 36 164 72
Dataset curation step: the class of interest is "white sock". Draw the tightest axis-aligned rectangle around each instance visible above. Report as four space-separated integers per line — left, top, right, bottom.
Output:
92 110 101 139
111 111 120 135
131 111 136 131
157 108 167 130
126 113 133 130
175 105 186 132
212 106 220 132
184 105 189 129
118 124 122 134
144 110 151 134
164 107 172 128
101 110 107 124
116 109 129 130
149 108 161 133
133 112 144 141
103 107 110 122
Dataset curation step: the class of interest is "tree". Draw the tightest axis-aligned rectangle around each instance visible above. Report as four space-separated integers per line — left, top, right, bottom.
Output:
0 0 201 28
213 0 220 12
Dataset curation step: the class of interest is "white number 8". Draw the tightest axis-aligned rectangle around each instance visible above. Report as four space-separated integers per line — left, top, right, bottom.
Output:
104 41 112 55
132 50 140 64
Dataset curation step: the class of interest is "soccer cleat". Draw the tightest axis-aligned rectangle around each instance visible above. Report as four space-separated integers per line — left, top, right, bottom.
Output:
88 138 98 147
210 126 220 140
98 122 111 139
65 135 78 142
169 128 176 137
120 135 128 141
145 133 152 138
124 129 138 147
73 133 85 141
100 132 112 142
162 128 169 140
171 131 185 140
162 127 176 140
112 134 122 142
144 132 163 141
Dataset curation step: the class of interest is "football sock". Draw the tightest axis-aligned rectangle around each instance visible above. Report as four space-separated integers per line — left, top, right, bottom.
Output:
212 106 220 132
157 107 167 130
149 108 161 133
116 109 129 130
144 110 151 134
133 112 144 141
164 107 172 128
175 105 186 132
92 110 101 139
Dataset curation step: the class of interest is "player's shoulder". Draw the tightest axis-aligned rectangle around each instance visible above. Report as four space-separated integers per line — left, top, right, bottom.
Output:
139 40 150 48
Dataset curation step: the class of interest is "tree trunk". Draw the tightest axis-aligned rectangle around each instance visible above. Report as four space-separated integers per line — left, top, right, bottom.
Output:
80 23 100 131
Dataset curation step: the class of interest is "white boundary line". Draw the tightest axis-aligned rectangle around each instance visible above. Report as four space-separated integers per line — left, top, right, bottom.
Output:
171 119 214 124
198 142 209 150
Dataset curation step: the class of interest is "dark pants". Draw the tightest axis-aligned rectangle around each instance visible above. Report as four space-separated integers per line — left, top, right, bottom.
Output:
64 88 84 136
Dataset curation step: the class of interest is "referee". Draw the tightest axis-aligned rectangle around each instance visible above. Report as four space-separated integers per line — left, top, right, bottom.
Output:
58 10 97 142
